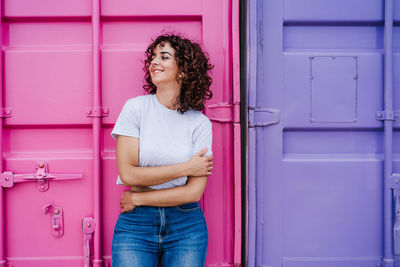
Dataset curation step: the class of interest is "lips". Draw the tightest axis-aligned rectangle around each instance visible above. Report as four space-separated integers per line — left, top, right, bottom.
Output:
152 69 163 74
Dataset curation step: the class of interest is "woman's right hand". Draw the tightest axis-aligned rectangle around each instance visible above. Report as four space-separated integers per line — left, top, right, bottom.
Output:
120 191 137 213
185 148 213 177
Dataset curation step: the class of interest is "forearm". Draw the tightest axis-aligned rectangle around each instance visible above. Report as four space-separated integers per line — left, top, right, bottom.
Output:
116 136 212 187
119 162 188 187
131 177 207 207
117 136 189 187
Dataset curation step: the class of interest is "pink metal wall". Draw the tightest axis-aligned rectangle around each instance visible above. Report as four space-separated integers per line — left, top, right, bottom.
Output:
0 0 241 266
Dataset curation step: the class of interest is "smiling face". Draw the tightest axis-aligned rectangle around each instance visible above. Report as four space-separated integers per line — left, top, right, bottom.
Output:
149 42 181 88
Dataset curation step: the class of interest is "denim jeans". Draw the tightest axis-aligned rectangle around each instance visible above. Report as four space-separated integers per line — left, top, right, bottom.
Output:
112 202 208 267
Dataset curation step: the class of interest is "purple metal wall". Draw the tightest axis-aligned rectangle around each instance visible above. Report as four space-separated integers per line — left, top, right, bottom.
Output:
247 0 400 266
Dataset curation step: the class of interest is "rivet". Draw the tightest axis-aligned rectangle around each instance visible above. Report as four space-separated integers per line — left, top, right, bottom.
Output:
54 209 59 214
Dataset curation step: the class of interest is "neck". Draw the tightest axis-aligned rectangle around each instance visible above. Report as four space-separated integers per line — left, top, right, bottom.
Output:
155 84 181 110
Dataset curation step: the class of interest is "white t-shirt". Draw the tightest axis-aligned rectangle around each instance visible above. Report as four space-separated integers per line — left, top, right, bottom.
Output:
111 94 213 190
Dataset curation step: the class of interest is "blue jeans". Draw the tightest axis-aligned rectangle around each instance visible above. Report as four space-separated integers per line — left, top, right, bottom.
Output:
112 202 208 267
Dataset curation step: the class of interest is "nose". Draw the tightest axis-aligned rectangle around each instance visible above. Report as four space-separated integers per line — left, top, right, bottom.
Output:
151 57 159 66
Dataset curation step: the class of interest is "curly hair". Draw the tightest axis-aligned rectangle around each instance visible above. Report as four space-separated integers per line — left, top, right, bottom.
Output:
143 34 213 114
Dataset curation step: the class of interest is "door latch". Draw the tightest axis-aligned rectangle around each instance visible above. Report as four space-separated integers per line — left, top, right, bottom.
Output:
82 217 95 267
0 161 84 191
394 190 400 255
391 173 400 255
42 203 64 238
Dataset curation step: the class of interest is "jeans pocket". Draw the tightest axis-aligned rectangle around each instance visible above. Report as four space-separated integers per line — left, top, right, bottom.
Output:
176 202 201 212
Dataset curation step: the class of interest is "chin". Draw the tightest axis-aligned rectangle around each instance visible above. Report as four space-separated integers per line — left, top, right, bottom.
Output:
151 79 161 87
150 77 159 84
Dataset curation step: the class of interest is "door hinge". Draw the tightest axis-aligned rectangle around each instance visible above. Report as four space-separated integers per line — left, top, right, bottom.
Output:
376 111 400 121
86 107 109 118
0 108 12 118
0 261 13 267
206 102 240 123
248 106 280 128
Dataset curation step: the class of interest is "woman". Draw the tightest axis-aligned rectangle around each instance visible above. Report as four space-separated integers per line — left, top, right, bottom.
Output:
111 34 214 267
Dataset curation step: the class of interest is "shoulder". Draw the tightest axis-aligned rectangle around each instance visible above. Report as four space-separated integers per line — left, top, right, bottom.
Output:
125 94 151 105
185 110 211 123
185 110 212 133
123 94 152 110
198 113 212 128
190 111 213 150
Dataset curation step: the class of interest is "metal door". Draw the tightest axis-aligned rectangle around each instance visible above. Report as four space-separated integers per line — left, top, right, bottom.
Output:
0 0 241 266
246 0 399 266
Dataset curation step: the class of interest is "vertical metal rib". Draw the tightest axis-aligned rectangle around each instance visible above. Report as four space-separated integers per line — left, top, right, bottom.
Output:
247 0 258 266
383 0 394 266
0 0 6 265
91 0 103 266
232 0 242 263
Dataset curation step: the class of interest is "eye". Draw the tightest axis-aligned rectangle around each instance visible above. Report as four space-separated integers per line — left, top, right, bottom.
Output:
161 56 169 60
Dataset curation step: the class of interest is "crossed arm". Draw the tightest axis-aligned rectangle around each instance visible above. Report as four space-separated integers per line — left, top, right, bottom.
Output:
116 135 213 212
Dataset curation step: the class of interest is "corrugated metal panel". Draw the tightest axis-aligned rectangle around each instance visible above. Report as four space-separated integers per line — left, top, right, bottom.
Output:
0 1 241 266
247 0 398 266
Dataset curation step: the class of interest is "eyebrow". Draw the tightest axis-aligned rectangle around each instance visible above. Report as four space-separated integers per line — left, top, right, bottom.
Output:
160 51 172 56
151 51 173 58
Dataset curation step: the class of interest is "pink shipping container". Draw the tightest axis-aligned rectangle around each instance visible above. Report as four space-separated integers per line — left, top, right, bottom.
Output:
0 0 241 266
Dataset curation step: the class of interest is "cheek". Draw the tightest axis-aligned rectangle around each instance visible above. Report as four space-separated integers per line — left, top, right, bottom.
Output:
166 61 179 72
168 65 179 76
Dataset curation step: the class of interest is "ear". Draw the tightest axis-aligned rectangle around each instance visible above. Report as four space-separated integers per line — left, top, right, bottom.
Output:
177 73 185 82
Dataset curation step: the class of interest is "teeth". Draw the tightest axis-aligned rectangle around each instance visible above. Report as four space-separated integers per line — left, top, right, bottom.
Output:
154 70 163 73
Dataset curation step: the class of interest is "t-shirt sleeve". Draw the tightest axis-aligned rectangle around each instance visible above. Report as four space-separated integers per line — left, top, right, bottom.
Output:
192 117 213 157
111 98 141 140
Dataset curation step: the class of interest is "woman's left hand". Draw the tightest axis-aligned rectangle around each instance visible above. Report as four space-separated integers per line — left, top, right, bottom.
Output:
120 191 136 213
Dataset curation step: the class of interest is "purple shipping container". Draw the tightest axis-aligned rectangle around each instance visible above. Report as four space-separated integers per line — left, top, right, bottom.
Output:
246 0 400 267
